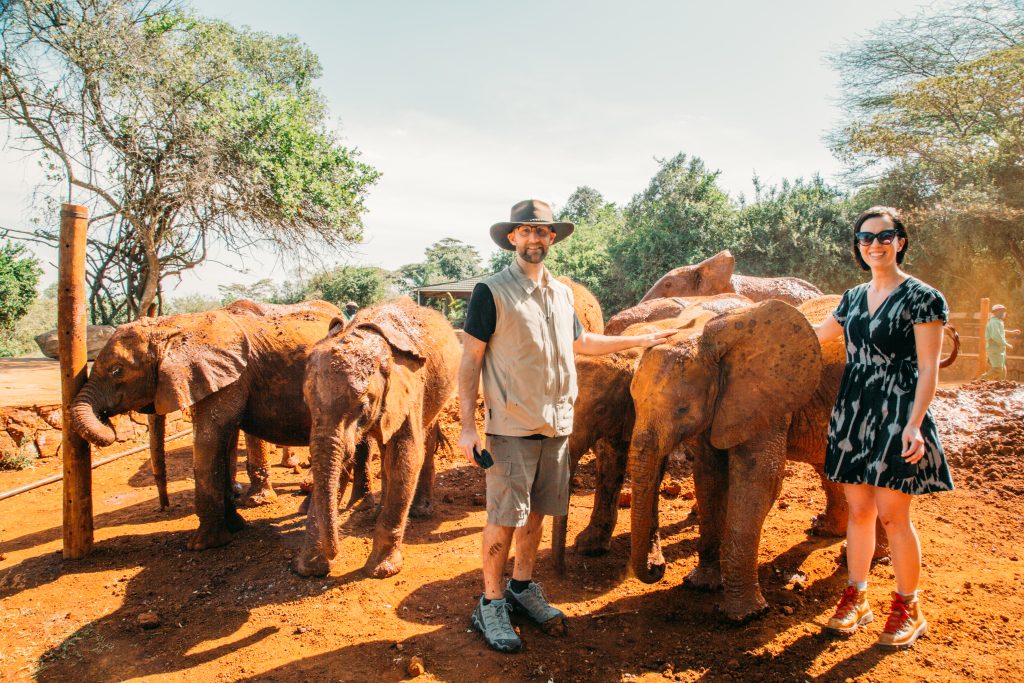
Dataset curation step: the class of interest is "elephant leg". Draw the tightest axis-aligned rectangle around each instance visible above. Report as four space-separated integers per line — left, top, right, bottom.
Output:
148 414 169 510
577 438 629 557
409 423 436 519
552 440 585 574
188 413 244 551
718 424 789 622
685 440 727 592
228 430 244 498
810 474 848 537
244 434 277 507
280 446 301 470
365 419 422 578
349 439 375 510
294 420 352 577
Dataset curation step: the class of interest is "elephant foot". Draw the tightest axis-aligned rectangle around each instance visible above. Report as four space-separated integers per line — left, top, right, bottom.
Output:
364 547 403 578
575 524 612 556
293 548 333 577
684 563 723 592
245 485 277 507
719 594 769 624
409 500 433 519
225 507 246 533
187 525 233 551
350 491 376 511
809 513 845 537
280 448 301 469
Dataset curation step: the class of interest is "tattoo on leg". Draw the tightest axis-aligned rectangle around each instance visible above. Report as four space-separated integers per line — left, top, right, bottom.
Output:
487 542 503 557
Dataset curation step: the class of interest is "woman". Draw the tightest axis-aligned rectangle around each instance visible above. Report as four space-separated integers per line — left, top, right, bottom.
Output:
814 206 953 649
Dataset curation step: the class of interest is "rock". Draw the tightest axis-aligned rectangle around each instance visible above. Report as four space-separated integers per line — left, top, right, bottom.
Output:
777 500 790 510
35 432 60 458
442 493 455 504
618 490 632 507
661 480 682 498
406 656 425 677
137 611 161 629
782 605 795 615
472 493 486 506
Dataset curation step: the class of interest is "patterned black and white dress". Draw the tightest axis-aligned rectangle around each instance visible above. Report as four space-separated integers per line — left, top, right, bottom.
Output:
825 277 954 494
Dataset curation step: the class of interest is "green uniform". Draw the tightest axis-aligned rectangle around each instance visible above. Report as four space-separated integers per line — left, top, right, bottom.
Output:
986 315 1007 374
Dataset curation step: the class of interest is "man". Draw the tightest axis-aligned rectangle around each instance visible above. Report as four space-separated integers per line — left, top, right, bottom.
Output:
985 304 1020 379
344 301 359 320
458 199 676 653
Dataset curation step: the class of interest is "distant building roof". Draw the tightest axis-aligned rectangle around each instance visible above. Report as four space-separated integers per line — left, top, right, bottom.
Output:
413 274 489 299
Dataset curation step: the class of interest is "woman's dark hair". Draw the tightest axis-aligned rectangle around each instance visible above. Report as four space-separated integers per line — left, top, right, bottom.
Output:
851 206 909 271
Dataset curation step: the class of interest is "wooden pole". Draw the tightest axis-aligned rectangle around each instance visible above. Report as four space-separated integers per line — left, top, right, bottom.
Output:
58 203 93 559
977 297 990 379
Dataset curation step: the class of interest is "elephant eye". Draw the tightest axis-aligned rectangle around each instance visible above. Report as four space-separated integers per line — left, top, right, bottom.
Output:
110 365 123 378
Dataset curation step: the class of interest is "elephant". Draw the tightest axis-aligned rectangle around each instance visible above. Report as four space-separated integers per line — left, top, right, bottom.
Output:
604 293 752 335
549 296 753 572
294 296 460 579
556 276 604 333
640 250 823 306
627 299 823 622
71 299 341 550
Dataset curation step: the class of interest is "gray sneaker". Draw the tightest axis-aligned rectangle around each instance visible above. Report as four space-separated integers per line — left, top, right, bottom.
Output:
505 581 567 636
470 597 522 653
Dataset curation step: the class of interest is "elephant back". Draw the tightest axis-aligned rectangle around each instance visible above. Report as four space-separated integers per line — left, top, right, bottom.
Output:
788 295 846 459
556 276 604 334
732 274 824 305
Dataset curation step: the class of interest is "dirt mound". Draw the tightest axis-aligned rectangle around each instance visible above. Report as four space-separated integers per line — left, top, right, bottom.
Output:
934 379 1024 495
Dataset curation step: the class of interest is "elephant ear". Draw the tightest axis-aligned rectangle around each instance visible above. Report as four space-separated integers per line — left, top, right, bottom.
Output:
696 250 737 293
356 300 427 360
154 311 249 413
703 300 821 450
379 352 423 443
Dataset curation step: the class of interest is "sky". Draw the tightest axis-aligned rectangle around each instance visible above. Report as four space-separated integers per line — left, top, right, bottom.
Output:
0 0 940 297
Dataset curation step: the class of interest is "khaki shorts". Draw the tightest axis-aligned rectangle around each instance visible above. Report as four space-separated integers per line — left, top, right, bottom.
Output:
484 434 570 527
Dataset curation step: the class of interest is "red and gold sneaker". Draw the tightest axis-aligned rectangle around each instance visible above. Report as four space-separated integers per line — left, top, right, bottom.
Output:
877 592 928 649
825 585 873 635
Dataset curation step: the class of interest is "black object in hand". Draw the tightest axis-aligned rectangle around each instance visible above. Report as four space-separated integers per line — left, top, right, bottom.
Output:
473 446 494 469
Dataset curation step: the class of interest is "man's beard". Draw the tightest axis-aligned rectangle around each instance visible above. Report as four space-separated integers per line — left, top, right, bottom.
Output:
517 242 548 264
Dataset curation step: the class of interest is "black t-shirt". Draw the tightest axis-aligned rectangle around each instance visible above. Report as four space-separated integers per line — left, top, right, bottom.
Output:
463 283 584 342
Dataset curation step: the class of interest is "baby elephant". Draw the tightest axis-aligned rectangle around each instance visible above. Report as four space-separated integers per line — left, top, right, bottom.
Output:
294 297 460 579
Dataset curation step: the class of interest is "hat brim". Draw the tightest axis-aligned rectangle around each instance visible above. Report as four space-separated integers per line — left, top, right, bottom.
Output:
489 221 575 250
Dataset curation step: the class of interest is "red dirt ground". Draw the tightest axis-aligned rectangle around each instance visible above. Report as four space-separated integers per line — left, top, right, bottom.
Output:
1 382 1022 682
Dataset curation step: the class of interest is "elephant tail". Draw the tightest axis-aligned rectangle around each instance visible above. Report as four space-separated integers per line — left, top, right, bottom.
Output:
940 323 960 369
430 421 453 459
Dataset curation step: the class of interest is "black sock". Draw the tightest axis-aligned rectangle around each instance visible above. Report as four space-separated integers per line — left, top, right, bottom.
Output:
509 578 532 593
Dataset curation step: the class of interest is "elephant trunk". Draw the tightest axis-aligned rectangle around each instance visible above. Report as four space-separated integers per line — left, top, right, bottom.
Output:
70 384 117 447
629 443 667 584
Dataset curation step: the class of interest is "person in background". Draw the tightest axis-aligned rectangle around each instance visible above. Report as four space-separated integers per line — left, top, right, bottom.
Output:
814 206 953 650
984 304 1019 380
344 301 358 320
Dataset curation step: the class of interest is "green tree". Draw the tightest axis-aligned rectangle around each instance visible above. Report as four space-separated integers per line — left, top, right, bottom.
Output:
307 266 389 308
218 279 277 305
1 1 379 321
606 154 736 311
547 187 623 312
732 176 857 294
830 2 1024 309
0 241 42 356
425 238 483 282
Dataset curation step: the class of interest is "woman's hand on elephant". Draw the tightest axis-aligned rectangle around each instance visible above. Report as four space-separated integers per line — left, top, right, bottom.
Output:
459 427 482 467
900 424 926 464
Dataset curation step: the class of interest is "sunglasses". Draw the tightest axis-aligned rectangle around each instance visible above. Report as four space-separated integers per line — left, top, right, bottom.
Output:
855 229 900 246
514 224 554 238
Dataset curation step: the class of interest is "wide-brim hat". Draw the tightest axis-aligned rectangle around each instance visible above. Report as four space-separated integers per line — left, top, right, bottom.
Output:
992 304 1007 312
489 199 575 251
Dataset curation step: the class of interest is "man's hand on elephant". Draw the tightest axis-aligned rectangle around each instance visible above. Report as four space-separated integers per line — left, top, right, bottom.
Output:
459 427 482 467
637 328 679 348
900 424 926 464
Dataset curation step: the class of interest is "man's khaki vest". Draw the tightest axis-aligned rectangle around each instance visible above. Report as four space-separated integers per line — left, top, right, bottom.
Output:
481 261 578 437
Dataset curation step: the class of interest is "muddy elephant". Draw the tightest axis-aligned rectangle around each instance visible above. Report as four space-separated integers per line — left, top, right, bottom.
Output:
604 293 752 335
549 295 754 571
628 300 822 622
556 276 604 333
71 300 340 550
294 297 460 579
640 250 823 305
